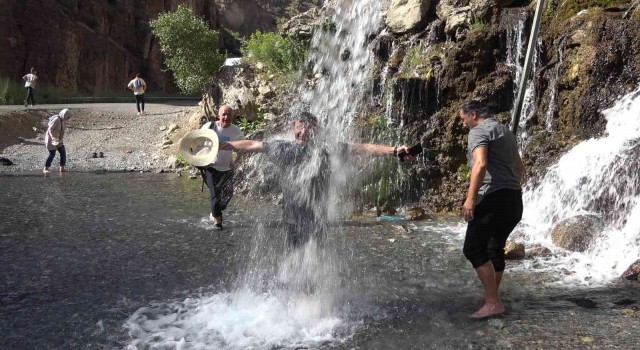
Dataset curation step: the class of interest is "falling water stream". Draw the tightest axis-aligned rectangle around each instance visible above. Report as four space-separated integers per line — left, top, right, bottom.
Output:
517 86 640 285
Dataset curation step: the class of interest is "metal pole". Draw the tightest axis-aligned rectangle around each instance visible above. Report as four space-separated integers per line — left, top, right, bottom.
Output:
511 0 546 135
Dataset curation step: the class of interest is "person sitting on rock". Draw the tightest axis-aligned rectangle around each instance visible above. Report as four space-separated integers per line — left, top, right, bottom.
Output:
459 100 525 319
221 111 413 248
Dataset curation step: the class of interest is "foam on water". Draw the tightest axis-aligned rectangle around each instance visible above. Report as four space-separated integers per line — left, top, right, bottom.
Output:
124 289 353 350
518 86 640 285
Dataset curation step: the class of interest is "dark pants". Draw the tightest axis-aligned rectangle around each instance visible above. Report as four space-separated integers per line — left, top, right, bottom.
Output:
463 189 523 272
201 168 233 218
286 221 324 249
45 145 66 167
135 94 145 112
25 87 35 106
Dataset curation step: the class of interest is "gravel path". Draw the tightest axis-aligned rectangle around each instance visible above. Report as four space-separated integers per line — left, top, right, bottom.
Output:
0 102 200 173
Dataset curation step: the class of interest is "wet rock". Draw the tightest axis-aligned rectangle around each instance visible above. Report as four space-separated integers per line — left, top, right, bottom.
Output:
371 34 395 61
504 241 525 260
0 157 14 166
527 244 552 258
159 125 167 131
405 207 427 221
569 297 597 308
445 9 469 37
161 139 173 147
385 0 432 34
340 49 351 61
551 214 604 252
622 259 640 281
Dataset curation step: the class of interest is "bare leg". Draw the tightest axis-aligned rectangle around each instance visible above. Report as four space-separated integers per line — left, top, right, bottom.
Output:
213 216 222 225
470 261 505 319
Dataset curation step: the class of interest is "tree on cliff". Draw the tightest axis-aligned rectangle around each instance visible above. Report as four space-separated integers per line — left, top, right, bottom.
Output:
150 5 224 96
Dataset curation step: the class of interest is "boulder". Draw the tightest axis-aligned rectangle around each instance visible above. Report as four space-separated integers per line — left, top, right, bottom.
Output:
445 9 470 36
504 241 525 260
385 0 432 34
622 259 640 281
551 214 604 252
527 244 552 258
405 207 427 220
282 7 322 40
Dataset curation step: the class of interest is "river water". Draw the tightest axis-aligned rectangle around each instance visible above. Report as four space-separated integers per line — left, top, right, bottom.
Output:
2 172 639 349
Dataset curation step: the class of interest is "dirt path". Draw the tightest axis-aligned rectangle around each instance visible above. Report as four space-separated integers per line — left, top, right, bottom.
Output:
0 102 202 173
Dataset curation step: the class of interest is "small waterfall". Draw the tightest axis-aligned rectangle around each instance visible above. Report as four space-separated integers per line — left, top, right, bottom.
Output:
519 86 640 284
502 8 539 143
126 1 385 348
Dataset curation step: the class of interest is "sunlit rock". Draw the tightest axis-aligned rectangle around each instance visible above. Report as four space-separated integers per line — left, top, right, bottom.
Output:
385 0 432 34
622 259 640 281
504 241 525 260
551 214 604 252
405 207 427 220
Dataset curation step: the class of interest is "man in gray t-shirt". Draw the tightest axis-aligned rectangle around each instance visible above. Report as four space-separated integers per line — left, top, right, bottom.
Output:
467 117 522 204
459 100 525 320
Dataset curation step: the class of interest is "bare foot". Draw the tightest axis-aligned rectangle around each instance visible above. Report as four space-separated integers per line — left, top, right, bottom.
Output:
470 303 505 319
43 167 50 174
60 166 66 172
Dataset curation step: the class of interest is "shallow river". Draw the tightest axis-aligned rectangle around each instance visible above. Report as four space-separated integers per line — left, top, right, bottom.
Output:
1 173 638 349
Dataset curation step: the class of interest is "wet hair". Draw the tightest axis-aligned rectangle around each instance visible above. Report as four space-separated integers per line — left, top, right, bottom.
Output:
296 111 318 124
460 100 492 118
135 73 141 78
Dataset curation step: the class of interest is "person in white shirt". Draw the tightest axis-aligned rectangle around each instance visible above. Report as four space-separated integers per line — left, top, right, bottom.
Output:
127 73 147 116
199 105 245 229
22 67 38 107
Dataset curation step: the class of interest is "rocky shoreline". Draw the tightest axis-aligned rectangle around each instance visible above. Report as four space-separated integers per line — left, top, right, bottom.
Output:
0 102 203 174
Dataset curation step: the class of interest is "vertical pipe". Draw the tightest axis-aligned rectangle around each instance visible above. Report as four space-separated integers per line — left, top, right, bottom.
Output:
511 0 546 135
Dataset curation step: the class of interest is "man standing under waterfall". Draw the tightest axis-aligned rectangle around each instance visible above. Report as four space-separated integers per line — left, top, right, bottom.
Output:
199 105 244 230
221 111 412 248
459 100 525 319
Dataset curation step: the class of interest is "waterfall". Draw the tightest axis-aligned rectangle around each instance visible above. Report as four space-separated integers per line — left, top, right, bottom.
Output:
503 8 539 143
519 86 640 285
125 1 385 348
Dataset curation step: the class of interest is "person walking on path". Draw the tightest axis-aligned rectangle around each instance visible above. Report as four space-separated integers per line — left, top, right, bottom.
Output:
221 111 413 248
44 108 72 173
199 105 245 230
127 73 147 116
22 67 38 107
459 100 525 319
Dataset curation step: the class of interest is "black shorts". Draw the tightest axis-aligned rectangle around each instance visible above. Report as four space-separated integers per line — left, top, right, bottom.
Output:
463 189 523 272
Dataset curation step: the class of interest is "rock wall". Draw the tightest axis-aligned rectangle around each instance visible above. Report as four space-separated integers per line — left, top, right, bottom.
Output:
0 0 296 94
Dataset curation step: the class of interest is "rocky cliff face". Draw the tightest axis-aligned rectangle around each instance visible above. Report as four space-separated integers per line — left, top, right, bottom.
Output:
0 0 295 94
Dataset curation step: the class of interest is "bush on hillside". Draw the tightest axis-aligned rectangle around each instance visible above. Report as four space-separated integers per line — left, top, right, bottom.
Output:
150 5 224 95
243 31 307 73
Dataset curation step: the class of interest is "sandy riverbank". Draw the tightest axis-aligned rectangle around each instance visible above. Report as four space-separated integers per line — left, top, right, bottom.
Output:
0 102 202 173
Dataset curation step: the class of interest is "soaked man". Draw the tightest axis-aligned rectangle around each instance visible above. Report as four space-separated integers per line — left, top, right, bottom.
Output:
459 100 525 319
222 111 412 248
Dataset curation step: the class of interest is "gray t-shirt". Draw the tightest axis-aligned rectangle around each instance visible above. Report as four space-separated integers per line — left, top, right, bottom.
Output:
467 118 521 203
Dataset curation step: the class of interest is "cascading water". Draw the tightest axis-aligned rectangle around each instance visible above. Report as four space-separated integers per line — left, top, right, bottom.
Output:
125 1 385 348
503 8 539 143
518 86 640 285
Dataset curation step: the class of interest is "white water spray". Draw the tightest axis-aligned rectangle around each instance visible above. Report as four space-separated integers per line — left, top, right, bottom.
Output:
519 86 640 285
126 1 384 348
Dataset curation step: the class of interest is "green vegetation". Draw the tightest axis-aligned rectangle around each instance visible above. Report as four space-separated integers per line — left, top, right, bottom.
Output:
236 110 266 135
243 31 308 73
456 163 471 182
398 42 430 78
150 5 224 95
543 0 627 24
469 18 487 31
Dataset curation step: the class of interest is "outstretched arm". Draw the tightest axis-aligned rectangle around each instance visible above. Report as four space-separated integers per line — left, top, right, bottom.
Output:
348 143 410 157
222 140 264 153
